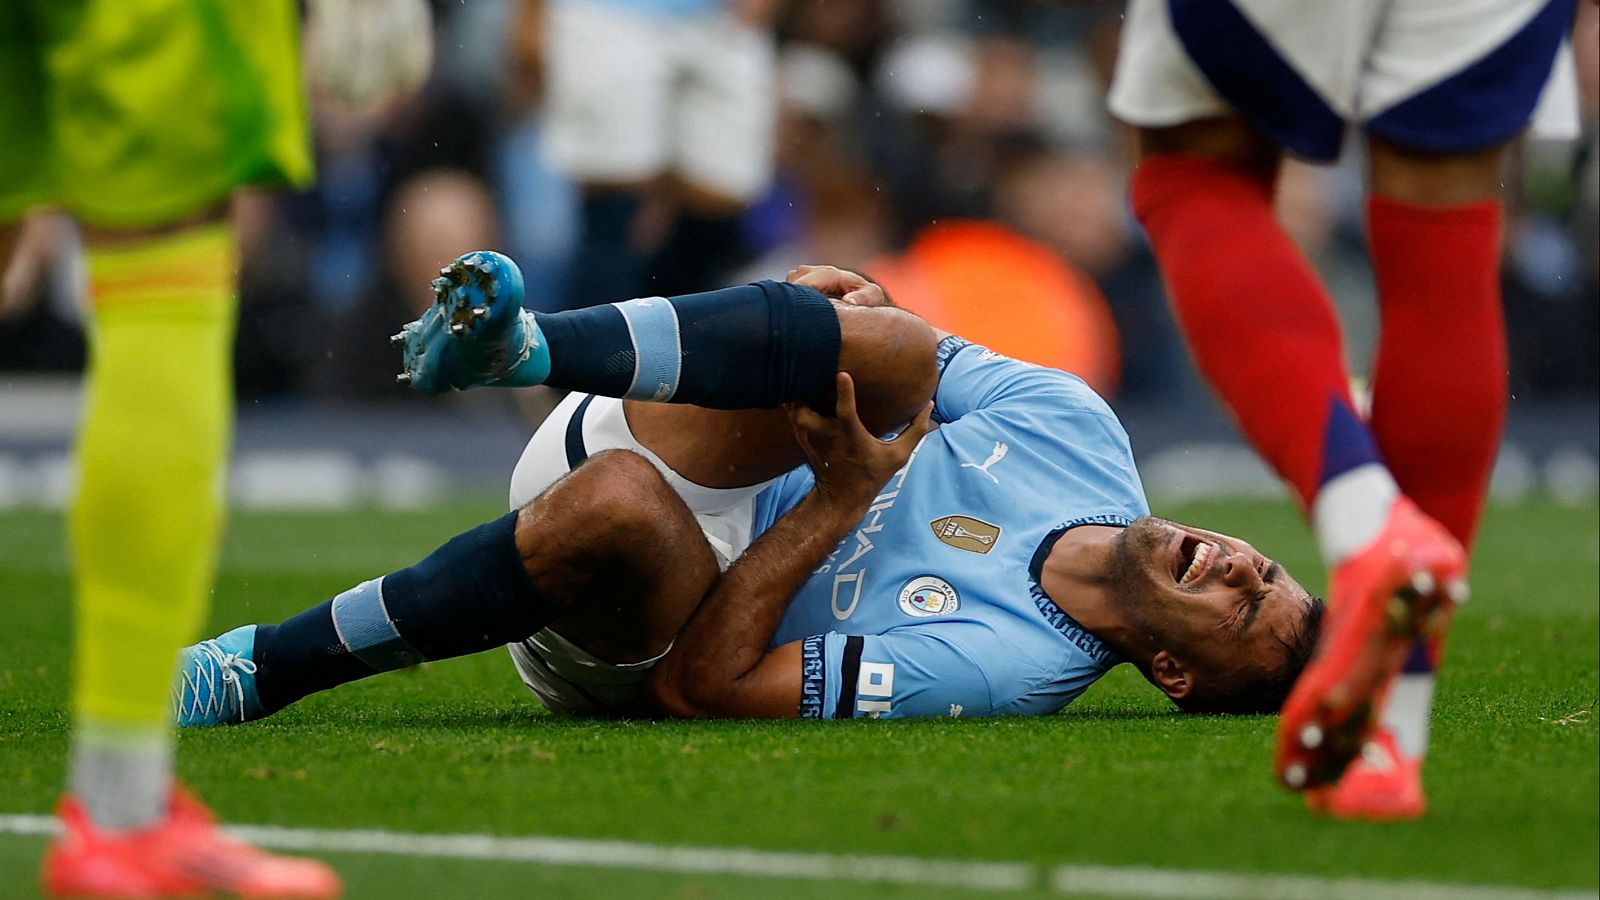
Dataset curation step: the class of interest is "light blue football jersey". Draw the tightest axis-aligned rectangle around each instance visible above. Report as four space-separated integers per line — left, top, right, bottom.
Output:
751 336 1150 720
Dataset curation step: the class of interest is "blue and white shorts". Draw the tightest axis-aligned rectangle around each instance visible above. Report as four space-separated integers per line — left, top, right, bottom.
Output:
1108 0 1578 162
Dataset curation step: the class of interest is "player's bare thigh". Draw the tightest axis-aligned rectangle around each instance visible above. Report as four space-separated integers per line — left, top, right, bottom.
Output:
1133 114 1281 171
1366 136 1510 206
517 449 720 664
1134 113 1512 207
625 299 941 488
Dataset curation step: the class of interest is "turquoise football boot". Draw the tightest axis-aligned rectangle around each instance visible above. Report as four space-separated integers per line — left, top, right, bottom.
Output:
392 250 551 393
173 625 266 727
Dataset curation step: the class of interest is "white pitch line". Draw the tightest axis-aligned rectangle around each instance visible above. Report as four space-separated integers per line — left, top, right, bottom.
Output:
0 815 1031 893
2 814 1593 900
1051 865 1597 900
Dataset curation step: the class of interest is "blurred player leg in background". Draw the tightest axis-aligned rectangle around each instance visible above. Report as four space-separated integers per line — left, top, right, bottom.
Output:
1346 138 1511 819
539 0 777 307
0 0 424 893
1111 0 1575 817
0 1 334 890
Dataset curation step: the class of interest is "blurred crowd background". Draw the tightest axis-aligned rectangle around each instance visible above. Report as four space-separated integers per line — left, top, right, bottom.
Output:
1 0 1596 503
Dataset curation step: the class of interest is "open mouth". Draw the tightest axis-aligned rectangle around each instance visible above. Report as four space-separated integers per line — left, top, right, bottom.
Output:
1172 533 1215 586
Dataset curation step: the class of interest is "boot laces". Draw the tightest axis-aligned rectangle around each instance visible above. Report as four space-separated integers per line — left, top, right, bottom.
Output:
174 640 257 723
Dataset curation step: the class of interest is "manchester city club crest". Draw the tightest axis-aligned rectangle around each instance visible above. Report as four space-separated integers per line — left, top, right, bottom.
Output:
897 575 960 618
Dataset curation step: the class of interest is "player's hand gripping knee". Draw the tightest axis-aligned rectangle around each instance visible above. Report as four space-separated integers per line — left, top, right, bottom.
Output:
787 265 896 308
787 372 933 511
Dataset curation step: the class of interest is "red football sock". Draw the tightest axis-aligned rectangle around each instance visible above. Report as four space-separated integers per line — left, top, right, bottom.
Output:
1130 154 1358 513
1366 195 1506 553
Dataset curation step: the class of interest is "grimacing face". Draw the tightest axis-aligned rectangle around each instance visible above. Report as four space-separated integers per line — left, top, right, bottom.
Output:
1113 516 1318 684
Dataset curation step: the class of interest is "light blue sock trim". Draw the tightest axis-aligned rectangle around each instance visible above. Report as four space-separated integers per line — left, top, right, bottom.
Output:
613 296 682 402
330 578 426 672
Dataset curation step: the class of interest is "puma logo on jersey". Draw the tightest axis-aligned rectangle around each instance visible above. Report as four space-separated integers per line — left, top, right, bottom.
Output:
960 441 1008 484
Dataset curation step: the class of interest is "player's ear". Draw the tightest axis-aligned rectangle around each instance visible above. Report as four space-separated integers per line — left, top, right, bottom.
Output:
1150 650 1193 700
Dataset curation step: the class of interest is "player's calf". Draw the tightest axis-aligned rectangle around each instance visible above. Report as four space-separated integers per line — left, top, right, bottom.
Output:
175 451 712 724
175 507 562 725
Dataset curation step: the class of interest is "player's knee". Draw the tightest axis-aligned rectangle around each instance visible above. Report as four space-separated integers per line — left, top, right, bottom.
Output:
510 448 693 577
835 304 940 431
566 450 680 545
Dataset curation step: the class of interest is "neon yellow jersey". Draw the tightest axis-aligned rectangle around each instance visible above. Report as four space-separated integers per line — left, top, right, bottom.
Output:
0 0 313 229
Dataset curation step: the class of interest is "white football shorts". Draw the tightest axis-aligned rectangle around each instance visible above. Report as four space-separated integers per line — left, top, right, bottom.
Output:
504 391 777 715
506 626 667 717
540 0 776 202
1108 0 1576 161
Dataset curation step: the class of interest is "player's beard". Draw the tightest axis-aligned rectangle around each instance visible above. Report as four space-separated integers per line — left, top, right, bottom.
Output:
1105 519 1193 657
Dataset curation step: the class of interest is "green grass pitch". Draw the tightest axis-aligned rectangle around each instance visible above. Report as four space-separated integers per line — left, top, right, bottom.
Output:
1 499 1595 898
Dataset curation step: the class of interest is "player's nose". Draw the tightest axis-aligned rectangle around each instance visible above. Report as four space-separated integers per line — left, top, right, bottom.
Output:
1220 552 1260 590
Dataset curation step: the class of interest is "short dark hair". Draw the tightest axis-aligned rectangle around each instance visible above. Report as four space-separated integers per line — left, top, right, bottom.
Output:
1173 596 1326 716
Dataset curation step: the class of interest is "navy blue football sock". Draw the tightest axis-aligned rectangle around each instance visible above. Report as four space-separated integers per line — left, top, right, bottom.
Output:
537 280 841 409
252 511 561 712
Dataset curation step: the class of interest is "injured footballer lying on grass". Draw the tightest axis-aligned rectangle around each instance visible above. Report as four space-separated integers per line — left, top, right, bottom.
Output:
176 257 1324 736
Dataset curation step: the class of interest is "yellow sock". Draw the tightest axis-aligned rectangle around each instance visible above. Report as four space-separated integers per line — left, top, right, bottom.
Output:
70 223 237 736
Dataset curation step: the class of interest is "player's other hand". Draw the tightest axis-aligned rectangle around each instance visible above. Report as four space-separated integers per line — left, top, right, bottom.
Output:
786 265 897 308
787 372 933 511
305 0 433 107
